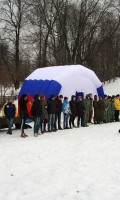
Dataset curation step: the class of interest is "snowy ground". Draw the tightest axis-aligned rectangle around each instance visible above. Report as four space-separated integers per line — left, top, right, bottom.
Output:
0 78 120 200
0 122 120 200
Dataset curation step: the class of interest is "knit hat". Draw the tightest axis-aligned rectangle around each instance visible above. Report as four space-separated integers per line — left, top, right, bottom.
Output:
59 95 63 98
64 97 68 100
50 94 55 99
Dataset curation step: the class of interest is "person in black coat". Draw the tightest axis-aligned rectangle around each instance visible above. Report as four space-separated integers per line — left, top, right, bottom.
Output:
69 95 77 128
55 95 63 130
39 94 48 133
93 95 100 124
31 94 42 136
19 94 29 138
4 98 16 134
76 96 85 127
47 95 56 132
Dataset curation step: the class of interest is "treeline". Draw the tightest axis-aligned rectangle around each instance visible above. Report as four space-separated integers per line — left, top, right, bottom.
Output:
0 0 120 90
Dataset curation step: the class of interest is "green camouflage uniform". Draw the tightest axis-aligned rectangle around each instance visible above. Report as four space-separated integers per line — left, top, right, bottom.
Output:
93 100 99 124
83 98 90 126
89 98 93 123
107 99 111 123
103 99 109 123
111 100 115 122
98 99 104 123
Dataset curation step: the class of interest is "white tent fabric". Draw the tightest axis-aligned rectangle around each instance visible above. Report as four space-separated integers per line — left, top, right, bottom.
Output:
20 65 104 99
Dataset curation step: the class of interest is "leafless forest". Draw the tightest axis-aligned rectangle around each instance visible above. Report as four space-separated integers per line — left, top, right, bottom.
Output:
0 0 120 90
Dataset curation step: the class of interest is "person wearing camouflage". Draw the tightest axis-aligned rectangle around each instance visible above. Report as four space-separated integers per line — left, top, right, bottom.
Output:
103 95 109 123
98 96 104 123
93 95 99 124
83 95 90 127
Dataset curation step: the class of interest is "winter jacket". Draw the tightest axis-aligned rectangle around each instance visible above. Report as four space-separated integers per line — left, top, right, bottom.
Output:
55 98 62 113
69 100 77 116
47 99 56 114
2 102 17 117
114 98 120 110
93 100 99 111
39 99 48 120
62 100 70 114
19 97 29 118
76 100 85 113
98 100 104 111
4 102 16 119
31 99 42 117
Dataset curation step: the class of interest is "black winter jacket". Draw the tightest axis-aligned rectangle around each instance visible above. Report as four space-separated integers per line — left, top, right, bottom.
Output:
69 100 77 116
47 99 56 114
19 98 28 118
55 98 62 113
4 102 16 119
39 100 48 120
31 100 42 117
76 101 85 113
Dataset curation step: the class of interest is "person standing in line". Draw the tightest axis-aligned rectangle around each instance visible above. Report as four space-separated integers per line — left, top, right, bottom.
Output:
39 94 48 133
103 95 109 123
93 95 99 124
19 94 29 138
88 93 93 123
111 96 115 122
30 94 41 137
62 97 70 129
107 96 112 123
114 94 120 122
83 94 90 127
3 98 17 135
55 95 63 130
47 95 56 132
76 96 85 127
69 95 77 128
98 96 104 123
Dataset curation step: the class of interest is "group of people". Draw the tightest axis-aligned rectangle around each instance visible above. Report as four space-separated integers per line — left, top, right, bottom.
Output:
1 93 120 137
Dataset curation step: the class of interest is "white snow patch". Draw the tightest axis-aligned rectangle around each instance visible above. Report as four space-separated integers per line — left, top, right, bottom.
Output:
0 122 120 200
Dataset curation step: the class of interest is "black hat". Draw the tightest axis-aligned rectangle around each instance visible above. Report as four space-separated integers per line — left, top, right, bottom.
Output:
59 95 63 98
64 97 68 100
104 94 107 98
50 94 55 99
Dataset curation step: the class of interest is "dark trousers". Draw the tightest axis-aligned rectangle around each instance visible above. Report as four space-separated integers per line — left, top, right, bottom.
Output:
48 114 55 131
55 112 61 129
89 110 93 123
69 114 76 128
77 112 84 127
115 110 119 122
34 117 40 134
21 117 26 134
63 114 69 128
40 119 47 133
7 118 14 133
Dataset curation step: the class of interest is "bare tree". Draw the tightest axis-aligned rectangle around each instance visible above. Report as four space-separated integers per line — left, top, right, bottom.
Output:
0 0 29 89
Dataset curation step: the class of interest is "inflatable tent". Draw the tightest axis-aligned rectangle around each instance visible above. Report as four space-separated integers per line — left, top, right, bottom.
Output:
19 65 104 99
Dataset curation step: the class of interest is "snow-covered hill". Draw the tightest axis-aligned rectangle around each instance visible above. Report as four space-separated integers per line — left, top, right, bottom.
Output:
103 77 120 95
0 78 120 200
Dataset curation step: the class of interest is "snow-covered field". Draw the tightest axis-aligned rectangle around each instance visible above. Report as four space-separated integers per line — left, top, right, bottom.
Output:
0 79 120 200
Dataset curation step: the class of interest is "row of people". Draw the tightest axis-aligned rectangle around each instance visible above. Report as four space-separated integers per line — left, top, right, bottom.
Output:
22 93 120 137
2 93 120 137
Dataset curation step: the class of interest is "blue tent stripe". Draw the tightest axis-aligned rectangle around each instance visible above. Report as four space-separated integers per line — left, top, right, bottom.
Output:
31 80 44 97
19 80 30 96
19 79 62 98
45 80 62 98
97 85 104 97
39 80 50 96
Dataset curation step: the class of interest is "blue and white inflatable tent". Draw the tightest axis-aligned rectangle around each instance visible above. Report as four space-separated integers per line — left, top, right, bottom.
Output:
19 65 104 99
